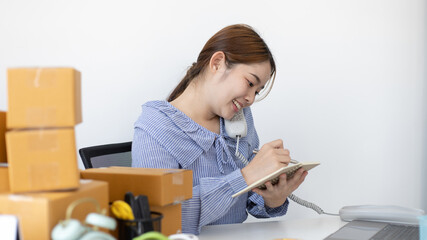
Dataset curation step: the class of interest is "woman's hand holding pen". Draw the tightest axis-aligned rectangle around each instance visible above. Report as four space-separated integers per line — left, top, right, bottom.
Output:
241 139 291 185
240 139 308 208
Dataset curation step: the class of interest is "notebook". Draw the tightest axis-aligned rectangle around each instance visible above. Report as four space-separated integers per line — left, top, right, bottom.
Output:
232 162 320 198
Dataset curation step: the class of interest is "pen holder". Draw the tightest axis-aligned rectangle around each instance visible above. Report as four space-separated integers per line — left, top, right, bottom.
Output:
419 215 427 240
117 211 163 240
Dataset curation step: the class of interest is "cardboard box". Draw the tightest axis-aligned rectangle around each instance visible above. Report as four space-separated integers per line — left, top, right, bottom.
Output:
0 111 6 162
0 165 9 193
7 68 82 128
0 180 109 240
81 167 192 206
151 203 182 236
6 128 79 193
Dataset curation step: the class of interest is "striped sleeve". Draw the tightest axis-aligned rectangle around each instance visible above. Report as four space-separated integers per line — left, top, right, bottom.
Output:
184 169 248 234
247 192 289 217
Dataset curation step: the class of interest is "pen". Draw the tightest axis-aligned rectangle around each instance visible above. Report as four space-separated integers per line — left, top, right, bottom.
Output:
252 149 299 164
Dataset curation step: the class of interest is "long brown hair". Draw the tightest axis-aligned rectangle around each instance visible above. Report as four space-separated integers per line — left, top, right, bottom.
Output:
167 24 276 102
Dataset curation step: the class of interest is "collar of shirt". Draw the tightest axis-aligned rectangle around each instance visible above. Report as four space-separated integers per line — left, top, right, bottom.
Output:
141 101 251 172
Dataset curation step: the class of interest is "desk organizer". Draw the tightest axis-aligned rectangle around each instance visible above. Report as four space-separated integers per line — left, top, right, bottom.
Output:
117 211 163 240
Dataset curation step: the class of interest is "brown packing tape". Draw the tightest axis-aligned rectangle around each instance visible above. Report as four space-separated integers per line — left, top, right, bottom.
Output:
74 70 82 123
171 171 185 203
29 162 61 189
25 107 58 127
28 68 56 88
172 172 184 185
33 68 41 87
28 129 58 151
173 195 185 204
25 69 57 126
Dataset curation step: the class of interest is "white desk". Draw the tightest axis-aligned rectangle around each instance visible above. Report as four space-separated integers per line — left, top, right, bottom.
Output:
199 215 347 240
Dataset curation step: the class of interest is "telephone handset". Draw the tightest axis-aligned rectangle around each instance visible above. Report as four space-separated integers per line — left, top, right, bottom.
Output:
224 109 425 225
224 109 247 139
224 110 249 165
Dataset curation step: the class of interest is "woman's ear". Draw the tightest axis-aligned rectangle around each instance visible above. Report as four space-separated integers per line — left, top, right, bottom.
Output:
209 51 225 72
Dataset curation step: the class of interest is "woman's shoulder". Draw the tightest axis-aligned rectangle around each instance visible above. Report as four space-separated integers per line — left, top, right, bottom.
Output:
134 100 210 167
135 100 175 127
135 100 200 134
141 100 169 112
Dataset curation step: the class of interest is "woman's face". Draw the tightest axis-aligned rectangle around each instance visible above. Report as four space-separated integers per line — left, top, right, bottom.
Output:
208 61 272 120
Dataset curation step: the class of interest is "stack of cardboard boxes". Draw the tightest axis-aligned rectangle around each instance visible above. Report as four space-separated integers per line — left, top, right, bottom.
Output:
0 67 194 239
6 68 81 193
0 68 109 239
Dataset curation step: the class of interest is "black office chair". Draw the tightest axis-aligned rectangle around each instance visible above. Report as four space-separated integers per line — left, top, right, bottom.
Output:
79 141 132 169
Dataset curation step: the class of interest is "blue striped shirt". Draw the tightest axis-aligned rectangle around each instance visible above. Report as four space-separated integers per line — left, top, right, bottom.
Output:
131 100 289 235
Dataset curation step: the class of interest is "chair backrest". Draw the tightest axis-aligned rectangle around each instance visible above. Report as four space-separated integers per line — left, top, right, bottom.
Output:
79 141 132 169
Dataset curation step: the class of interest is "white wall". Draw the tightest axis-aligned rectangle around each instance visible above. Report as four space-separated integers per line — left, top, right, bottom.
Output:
0 0 425 221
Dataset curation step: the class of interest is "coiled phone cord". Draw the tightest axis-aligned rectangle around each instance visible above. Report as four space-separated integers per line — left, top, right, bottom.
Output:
235 136 250 165
288 194 338 216
234 139 338 216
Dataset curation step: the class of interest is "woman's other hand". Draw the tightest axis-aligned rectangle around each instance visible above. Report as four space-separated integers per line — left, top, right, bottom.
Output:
253 168 307 208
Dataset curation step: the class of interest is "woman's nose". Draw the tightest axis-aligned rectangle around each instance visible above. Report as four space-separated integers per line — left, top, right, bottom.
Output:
244 91 256 105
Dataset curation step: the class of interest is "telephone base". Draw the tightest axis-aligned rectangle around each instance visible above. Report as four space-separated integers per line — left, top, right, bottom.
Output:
339 205 425 226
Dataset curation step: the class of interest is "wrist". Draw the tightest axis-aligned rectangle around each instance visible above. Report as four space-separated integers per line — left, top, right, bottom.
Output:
241 166 255 185
264 198 286 208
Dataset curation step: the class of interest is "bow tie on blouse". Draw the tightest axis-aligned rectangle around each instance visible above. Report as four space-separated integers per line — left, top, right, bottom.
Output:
215 136 239 174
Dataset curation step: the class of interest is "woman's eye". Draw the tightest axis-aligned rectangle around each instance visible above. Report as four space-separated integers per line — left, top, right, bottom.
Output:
247 80 254 87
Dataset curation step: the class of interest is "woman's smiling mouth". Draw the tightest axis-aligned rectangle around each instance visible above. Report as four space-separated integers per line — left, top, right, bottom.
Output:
232 99 242 111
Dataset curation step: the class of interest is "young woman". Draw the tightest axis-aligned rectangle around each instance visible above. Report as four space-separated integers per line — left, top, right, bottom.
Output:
132 24 308 235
